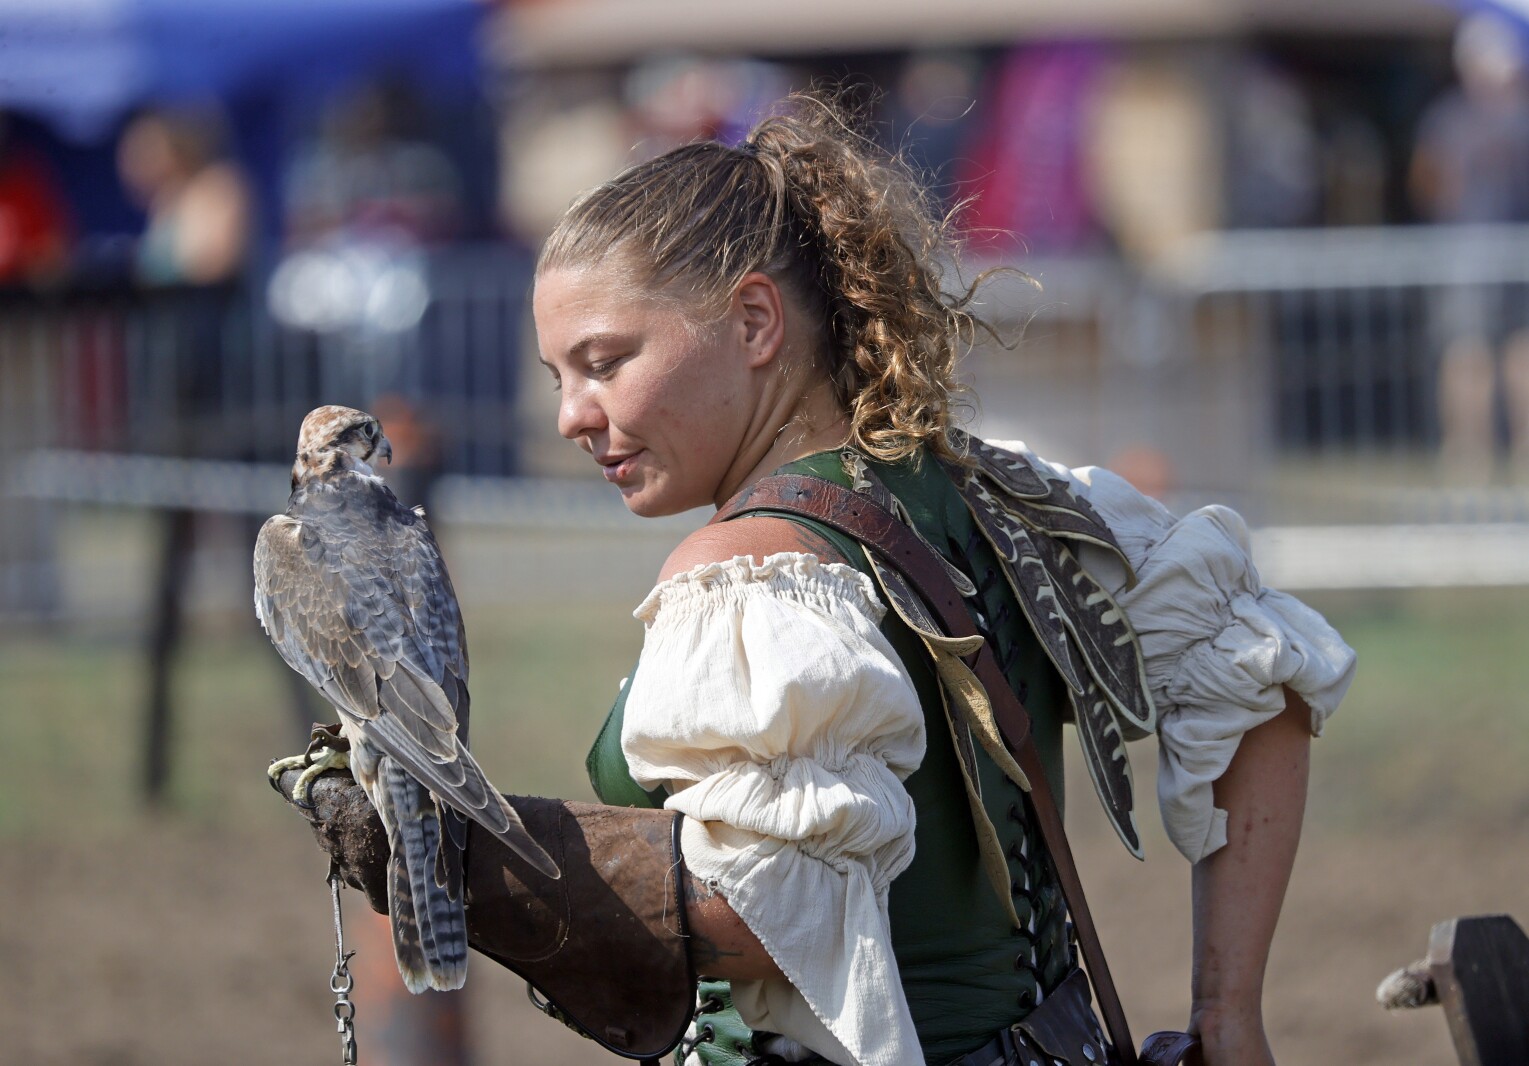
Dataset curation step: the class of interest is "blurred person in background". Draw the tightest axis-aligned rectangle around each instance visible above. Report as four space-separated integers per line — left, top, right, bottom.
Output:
286 94 1355 1066
958 43 1111 255
624 55 791 160
284 78 464 248
118 107 252 287
116 106 260 804
499 57 789 250
1084 55 1221 264
498 76 633 246
1221 60 1319 231
887 50 982 214
1410 12 1529 480
0 110 74 288
268 81 461 338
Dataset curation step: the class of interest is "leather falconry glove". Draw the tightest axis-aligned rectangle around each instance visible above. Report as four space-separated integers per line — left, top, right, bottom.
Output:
274 764 696 1063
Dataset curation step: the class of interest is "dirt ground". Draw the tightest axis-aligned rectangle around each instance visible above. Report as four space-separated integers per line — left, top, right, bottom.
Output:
4 809 1522 1066
5 518 1526 1066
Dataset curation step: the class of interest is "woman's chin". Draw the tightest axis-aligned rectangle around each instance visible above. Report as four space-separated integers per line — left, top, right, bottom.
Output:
617 483 665 518
618 482 697 519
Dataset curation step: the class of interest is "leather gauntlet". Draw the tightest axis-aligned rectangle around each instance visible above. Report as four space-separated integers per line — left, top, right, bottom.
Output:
275 769 695 1062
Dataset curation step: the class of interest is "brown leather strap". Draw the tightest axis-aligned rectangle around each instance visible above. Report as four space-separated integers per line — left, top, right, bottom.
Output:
1139 1030 1200 1066
716 473 1139 1065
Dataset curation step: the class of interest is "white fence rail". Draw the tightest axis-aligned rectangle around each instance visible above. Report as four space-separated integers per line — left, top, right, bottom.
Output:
5 226 1529 619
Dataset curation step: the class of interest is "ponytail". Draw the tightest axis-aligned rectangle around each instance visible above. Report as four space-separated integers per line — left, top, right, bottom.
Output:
539 92 996 463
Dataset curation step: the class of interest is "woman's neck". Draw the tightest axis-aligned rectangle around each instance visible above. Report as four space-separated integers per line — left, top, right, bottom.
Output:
713 370 850 508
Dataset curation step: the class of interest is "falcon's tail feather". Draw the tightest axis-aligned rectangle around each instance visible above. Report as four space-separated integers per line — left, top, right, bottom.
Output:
365 708 560 880
381 757 468 993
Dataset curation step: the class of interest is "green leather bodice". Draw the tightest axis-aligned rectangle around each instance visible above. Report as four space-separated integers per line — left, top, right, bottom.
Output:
588 450 1074 1064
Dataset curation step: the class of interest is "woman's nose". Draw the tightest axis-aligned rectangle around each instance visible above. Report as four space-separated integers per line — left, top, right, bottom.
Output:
557 380 606 441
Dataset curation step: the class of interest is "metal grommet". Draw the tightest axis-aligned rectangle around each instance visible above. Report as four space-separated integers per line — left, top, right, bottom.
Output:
699 1023 715 1044
1081 1043 1096 1062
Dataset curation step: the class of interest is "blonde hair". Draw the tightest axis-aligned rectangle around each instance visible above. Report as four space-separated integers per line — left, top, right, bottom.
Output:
538 93 996 463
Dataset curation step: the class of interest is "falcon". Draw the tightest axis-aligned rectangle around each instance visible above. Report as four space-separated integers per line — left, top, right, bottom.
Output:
258 405 557 993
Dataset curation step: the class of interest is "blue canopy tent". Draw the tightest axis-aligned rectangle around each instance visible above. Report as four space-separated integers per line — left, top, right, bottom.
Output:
0 0 486 143
1473 0 1529 18
1443 0 1529 42
0 0 493 247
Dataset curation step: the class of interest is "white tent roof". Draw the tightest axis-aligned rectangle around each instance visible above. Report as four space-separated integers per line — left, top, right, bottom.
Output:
495 0 1454 69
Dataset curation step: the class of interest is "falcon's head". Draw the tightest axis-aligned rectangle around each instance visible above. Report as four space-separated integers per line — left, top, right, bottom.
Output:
291 405 393 488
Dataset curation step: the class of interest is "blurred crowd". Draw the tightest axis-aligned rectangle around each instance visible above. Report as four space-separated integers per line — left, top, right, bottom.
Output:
2 16 1527 302
499 25 1529 264
0 79 473 319
3 13 1529 488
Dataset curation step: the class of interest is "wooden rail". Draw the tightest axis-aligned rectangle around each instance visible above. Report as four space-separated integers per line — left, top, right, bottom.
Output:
1379 914 1529 1066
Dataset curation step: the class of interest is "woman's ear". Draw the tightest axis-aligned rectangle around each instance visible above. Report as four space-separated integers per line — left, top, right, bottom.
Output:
733 272 786 370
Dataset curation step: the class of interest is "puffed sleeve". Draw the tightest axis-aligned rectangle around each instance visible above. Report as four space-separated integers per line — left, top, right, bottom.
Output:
993 441 1357 864
622 553 926 1066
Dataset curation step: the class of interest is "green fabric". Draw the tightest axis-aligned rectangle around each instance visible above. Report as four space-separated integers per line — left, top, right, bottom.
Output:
587 449 1076 1065
676 981 835 1066
585 672 668 810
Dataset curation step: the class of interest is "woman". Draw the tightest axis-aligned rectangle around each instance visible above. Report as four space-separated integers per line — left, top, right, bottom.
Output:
287 96 1354 1066
531 96 1353 1066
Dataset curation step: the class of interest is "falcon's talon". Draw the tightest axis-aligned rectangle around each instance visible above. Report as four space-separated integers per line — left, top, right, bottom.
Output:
268 750 314 781
270 745 350 806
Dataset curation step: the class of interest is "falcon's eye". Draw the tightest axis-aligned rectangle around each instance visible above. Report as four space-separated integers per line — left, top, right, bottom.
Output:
362 423 378 441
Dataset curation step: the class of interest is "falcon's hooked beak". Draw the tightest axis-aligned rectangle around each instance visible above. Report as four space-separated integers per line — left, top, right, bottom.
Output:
376 435 393 465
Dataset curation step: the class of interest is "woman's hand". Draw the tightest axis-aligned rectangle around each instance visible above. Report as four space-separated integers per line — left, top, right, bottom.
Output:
1186 686 1312 1066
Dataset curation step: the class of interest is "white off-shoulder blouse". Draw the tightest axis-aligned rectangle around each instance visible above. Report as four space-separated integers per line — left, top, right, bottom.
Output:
1004 443 1359 863
620 448 1357 1066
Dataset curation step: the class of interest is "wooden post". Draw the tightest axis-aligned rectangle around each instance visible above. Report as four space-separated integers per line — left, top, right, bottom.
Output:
1428 914 1529 1066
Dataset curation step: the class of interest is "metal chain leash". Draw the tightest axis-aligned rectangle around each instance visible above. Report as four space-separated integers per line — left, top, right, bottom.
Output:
327 863 359 1065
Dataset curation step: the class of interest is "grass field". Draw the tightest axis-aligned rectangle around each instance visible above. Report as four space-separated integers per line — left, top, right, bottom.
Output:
6 584 1528 837
3 516 1527 1064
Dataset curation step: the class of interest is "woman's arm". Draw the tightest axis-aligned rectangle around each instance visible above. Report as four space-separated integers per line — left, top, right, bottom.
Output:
684 874 786 980
1188 686 1312 1066
660 514 847 981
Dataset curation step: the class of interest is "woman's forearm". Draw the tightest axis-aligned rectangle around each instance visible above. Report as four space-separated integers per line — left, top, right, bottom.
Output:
1188 686 1312 1061
684 872 785 981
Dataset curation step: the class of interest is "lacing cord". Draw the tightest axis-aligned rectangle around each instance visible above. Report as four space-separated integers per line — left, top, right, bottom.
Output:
674 992 797 1066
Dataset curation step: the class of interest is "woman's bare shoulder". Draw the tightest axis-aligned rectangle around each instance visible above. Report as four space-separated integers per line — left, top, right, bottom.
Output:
659 516 849 581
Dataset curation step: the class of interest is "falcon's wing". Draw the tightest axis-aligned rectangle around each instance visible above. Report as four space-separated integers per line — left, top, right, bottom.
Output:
255 494 556 877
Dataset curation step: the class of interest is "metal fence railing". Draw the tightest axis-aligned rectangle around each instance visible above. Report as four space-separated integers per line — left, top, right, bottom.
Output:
0 246 539 618
5 226 1529 619
1165 224 1529 456
0 247 537 474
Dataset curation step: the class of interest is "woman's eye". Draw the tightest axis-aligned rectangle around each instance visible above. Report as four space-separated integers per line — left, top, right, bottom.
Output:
589 360 618 378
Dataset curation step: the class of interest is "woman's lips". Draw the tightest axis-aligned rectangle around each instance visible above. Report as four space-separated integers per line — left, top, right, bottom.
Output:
599 451 641 483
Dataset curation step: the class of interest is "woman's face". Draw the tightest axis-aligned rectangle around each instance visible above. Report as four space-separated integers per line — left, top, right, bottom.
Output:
533 263 758 517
